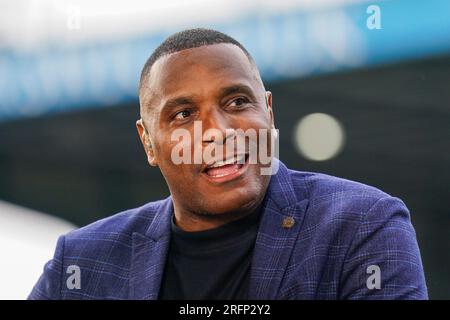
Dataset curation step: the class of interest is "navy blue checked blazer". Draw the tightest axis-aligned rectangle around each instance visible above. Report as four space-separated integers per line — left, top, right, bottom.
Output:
29 160 428 299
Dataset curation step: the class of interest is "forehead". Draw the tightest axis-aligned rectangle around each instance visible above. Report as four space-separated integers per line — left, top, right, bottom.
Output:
143 43 259 104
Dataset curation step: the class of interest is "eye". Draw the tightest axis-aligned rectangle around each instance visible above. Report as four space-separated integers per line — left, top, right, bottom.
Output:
229 97 250 108
174 109 192 120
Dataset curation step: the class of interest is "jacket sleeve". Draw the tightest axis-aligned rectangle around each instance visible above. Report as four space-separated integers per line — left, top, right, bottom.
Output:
28 235 65 300
339 196 428 299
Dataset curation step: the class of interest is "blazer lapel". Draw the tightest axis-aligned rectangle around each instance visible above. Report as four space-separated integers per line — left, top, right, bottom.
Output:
248 159 309 299
129 197 173 299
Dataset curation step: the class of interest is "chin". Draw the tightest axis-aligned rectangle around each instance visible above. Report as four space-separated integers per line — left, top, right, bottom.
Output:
197 189 261 216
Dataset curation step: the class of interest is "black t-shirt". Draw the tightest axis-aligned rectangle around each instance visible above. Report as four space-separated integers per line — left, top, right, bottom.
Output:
159 210 262 300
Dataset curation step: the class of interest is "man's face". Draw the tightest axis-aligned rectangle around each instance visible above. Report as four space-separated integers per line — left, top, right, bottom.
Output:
138 43 274 217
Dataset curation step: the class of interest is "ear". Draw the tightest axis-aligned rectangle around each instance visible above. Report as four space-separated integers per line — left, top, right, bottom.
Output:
265 91 275 128
136 119 158 167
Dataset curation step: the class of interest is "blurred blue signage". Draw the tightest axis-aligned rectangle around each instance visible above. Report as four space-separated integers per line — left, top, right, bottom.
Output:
1 0 449 121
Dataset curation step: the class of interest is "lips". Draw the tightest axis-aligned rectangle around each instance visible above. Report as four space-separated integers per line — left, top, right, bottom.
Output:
205 163 243 177
202 154 248 180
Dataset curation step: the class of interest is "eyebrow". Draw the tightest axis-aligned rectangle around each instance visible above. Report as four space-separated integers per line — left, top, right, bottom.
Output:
161 96 196 113
218 84 256 100
160 84 257 114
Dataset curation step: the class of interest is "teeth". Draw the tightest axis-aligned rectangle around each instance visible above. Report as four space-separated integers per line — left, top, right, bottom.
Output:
209 154 246 168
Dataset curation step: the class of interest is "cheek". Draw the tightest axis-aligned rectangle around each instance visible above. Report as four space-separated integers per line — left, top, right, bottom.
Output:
154 141 195 177
237 110 272 130
236 117 273 150
159 164 195 197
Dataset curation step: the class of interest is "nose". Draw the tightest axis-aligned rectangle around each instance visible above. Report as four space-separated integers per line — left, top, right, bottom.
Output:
200 107 233 145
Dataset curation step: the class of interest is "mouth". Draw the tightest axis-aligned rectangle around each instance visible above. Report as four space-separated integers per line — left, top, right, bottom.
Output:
201 154 249 183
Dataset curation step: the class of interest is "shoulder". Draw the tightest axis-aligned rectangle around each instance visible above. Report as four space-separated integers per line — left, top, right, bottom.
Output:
28 199 169 300
288 168 396 215
283 168 427 298
61 198 167 261
66 199 165 240
284 168 412 241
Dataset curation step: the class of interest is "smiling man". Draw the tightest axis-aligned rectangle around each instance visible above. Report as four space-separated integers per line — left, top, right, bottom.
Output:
29 28 428 300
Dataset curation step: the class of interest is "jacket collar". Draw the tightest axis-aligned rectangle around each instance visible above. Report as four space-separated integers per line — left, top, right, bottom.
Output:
129 158 309 299
129 197 173 299
247 158 309 299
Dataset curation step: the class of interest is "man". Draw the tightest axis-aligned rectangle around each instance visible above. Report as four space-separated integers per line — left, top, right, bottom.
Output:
29 28 428 300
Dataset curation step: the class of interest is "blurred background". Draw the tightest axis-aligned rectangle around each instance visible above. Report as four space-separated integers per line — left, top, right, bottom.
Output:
0 0 449 299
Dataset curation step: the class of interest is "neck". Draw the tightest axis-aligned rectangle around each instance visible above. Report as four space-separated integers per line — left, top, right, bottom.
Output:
173 199 264 232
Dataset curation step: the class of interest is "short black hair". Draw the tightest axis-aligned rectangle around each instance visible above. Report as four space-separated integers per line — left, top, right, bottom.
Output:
139 28 255 91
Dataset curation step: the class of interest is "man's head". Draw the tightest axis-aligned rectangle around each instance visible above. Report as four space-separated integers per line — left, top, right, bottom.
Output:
137 28 275 229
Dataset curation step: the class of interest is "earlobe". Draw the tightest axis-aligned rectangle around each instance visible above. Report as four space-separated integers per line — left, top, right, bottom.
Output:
147 153 158 167
265 91 273 114
143 132 152 149
145 135 159 167
136 119 158 167
265 91 274 126
143 132 158 167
